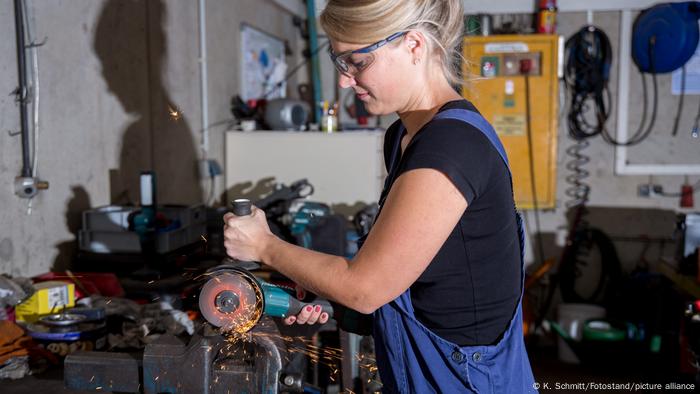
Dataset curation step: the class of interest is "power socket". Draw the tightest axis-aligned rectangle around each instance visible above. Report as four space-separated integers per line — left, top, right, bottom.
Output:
638 184 664 197
638 184 651 197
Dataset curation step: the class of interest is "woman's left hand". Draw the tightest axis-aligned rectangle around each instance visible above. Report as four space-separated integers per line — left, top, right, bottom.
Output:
223 205 274 262
283 304 330 325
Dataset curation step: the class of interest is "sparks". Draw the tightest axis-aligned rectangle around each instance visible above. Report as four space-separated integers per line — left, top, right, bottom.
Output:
168 105 182 121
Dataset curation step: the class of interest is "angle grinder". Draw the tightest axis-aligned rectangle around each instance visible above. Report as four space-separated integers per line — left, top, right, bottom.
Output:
198 199 334 333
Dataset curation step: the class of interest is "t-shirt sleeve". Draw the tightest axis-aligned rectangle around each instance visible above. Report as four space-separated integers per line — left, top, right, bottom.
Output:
397 119 501 205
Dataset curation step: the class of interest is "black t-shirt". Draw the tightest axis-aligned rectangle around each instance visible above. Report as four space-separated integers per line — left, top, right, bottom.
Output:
379 99 521 346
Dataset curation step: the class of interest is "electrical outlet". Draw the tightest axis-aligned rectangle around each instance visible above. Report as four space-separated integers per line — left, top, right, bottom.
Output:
638 184 651 197
638 184 664 197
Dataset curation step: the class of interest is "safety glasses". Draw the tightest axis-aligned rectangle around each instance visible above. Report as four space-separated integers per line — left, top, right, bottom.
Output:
329 31 407 77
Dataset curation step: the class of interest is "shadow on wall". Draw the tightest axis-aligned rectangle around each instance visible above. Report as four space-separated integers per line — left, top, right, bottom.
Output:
52 186 92 271
221 177 279 206
94 0 202 206
221 178 375 217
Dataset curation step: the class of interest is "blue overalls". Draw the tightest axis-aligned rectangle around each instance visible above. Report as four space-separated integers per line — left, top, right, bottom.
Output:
370 108 537 393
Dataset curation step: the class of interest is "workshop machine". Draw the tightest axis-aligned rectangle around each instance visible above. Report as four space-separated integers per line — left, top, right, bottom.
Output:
65 200 334 393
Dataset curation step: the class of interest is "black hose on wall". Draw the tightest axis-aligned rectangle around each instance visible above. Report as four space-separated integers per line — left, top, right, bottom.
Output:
14 0 31 178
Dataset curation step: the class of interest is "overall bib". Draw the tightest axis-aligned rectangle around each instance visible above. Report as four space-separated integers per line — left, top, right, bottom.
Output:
370 109 537 393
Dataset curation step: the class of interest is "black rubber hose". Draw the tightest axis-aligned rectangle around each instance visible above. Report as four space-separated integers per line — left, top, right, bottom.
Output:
559 227 623 305
14 0 31 178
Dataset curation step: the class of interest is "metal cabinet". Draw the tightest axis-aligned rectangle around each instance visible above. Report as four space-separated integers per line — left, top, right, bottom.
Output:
463 34 561 209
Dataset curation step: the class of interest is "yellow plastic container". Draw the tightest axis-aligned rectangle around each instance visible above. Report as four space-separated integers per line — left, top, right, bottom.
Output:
15 281 75 323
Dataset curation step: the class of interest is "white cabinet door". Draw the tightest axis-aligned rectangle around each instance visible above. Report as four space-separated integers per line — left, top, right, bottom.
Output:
225 131 386 208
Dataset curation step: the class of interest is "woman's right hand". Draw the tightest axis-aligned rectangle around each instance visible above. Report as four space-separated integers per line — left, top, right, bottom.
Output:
283 304 330 325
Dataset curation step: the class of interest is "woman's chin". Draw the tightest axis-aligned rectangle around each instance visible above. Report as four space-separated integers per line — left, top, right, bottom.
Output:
363 102 389 116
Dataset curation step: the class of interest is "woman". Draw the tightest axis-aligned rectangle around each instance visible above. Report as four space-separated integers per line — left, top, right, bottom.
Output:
223 0 537 392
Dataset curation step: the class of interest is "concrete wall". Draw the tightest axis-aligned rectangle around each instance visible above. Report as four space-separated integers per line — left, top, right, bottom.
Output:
0 0 304 276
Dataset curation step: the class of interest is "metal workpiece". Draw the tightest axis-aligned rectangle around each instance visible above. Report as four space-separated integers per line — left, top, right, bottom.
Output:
64 351 141 393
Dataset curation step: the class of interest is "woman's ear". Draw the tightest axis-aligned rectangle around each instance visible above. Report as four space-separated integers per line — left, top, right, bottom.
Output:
404 31 425 62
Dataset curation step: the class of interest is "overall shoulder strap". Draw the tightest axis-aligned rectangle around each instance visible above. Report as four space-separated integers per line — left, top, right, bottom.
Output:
432 108 510 170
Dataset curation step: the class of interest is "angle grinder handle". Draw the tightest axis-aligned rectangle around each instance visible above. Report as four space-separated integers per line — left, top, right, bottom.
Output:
232 199 253 216
287 298 334 318
225 198 263 269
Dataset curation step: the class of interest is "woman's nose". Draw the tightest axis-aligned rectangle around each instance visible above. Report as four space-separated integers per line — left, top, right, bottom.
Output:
338 73 356 89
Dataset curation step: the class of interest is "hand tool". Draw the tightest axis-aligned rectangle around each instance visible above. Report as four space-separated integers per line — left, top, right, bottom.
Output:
198 199 333 333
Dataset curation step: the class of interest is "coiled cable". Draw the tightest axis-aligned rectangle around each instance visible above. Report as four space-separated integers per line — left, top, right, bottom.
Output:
565 26 658 146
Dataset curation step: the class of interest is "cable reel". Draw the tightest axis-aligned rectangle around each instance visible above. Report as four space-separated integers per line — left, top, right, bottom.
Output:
632 2 700 74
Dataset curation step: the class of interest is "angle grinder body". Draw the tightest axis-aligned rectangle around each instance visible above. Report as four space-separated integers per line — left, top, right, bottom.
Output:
199 267 333 333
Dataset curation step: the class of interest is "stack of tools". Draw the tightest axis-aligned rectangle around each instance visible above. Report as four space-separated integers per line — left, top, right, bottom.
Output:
22 308 107 359
78 204 206 255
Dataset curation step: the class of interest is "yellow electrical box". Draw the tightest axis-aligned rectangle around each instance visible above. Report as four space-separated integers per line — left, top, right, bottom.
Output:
462 35 561 209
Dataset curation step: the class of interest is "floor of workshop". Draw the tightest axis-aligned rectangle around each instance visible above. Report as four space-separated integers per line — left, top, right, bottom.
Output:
529 345 697 391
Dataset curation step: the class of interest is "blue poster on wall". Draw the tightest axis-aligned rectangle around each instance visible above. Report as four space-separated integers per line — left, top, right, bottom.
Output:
240 24 287 101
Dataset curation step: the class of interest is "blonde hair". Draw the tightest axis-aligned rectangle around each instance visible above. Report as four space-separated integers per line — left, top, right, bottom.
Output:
320 0 467 86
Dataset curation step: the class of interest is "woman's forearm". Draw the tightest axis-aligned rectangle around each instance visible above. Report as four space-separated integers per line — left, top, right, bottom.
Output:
260 234 375 313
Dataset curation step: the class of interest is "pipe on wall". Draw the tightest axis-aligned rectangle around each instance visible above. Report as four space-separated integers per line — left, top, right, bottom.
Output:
14 0 31 178
198 0 209 157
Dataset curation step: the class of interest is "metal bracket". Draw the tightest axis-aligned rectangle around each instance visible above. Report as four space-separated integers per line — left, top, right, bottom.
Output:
25 36 47 48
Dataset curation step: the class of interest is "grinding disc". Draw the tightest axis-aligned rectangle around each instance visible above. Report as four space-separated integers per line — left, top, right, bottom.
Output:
198 272 262 333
